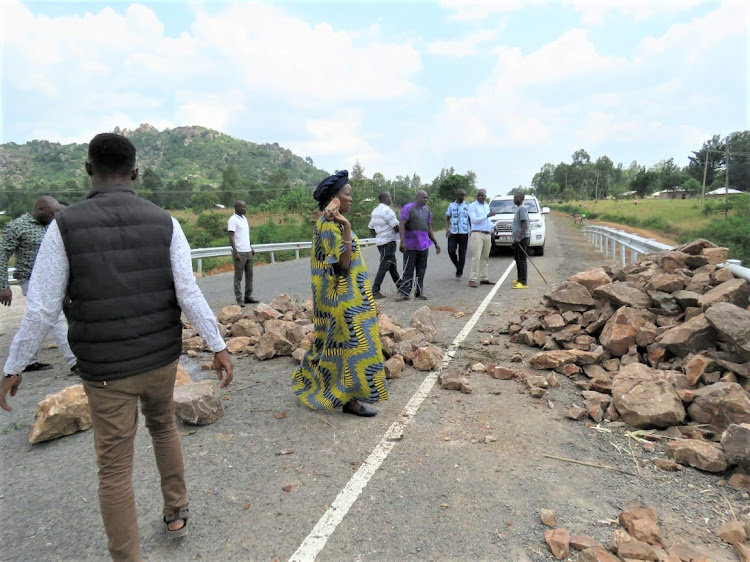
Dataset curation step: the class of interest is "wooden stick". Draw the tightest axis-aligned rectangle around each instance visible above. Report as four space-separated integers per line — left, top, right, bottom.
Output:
721 493 737 521
542 454 638 477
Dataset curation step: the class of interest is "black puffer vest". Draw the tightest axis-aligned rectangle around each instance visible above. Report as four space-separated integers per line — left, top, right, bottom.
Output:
56 185 182 381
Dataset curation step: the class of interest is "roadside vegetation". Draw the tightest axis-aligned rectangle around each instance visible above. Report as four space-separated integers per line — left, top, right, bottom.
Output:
551 193 750 264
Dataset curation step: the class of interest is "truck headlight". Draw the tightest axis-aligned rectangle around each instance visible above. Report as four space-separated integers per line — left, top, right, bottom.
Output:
530 221 542 230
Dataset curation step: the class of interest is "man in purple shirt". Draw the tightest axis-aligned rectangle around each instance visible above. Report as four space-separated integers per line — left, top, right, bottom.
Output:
396 190 441 301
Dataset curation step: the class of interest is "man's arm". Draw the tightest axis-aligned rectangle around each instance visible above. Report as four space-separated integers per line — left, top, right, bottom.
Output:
444 204 452 236
0 223 19 305
398 216 407 253
172 218 233 388
468 202 491 223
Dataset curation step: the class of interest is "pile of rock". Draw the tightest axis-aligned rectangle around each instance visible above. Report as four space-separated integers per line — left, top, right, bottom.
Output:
541 501 750 561
184 295 443 376
28 296 445 443
501 239 750 481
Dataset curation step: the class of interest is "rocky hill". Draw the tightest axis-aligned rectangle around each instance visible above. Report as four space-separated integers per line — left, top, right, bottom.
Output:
0 124 326 190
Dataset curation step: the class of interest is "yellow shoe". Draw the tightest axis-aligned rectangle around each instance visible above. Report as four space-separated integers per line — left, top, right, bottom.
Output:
512 282 529 289
511 280 520 288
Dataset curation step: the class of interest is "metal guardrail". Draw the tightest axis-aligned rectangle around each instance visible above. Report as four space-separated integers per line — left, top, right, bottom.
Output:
190 238 378 276
581 225 750 281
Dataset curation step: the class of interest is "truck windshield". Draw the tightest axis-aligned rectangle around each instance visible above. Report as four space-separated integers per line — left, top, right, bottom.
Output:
490 199 539 214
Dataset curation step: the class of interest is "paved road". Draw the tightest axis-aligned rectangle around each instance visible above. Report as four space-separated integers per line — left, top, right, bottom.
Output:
0 215 621 562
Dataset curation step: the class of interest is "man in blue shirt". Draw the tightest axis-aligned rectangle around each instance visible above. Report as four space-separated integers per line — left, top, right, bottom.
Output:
512 192 530 289
444 189 470 280
467 189 497 288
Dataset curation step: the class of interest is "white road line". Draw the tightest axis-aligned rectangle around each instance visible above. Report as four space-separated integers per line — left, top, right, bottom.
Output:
289 261 516 562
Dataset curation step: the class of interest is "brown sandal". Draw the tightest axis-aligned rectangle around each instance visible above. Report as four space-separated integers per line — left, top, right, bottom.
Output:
164 507 189 538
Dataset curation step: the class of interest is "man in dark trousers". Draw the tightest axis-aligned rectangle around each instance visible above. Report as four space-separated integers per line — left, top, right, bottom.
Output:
0 133 234 561
512 192 530 289
444 188 470 281
368 190 401 298
228 199 257 306
396 190 441 301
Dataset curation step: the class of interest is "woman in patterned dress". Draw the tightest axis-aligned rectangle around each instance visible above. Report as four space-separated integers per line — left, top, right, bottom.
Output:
291 170 388 417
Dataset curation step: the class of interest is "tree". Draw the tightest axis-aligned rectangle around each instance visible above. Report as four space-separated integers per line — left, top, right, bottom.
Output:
725 130 750 190
140 167 164 206
220 163 240 207
631 169 656 197
438 174 470 201
687 135 724 187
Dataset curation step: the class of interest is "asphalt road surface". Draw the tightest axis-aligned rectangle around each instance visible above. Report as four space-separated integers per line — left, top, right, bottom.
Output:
1 215 740 561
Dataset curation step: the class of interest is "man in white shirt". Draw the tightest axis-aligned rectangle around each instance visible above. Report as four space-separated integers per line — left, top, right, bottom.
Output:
227 200 256 306
467 189 497 288
368 191 401 298
0 133 233 561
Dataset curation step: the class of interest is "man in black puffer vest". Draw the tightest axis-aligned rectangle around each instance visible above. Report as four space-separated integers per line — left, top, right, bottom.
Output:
1 133 234 561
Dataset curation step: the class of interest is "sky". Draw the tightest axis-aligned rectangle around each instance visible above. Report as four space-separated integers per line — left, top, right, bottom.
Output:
1 0 748 195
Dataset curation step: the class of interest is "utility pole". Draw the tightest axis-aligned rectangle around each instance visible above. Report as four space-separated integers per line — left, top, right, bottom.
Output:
701 149 709 209
725 145 730 219
594 169 600 204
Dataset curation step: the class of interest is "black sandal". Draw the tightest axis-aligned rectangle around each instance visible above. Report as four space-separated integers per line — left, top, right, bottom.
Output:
342 400 377 417
164 508 189 538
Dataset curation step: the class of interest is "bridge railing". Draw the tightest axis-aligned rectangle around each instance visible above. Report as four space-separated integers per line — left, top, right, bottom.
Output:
581 225 750 281
190 238 378 276
6 238 379 282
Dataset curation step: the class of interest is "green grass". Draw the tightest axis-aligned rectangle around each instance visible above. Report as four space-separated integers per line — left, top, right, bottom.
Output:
553 196 750 264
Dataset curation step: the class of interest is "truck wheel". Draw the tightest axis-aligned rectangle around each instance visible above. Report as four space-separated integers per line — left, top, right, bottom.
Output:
536 245 545 256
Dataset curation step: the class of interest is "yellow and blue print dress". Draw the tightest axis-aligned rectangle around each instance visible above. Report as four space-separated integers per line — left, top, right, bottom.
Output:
292 217 389 410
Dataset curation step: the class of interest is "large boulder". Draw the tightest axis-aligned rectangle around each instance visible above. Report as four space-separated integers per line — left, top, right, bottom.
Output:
656 313 716 357
254 331 294 360
722 423 750 469
567 268 612 294
599 307 655 357
646 273 685 294
544 281 597 312
173 380 224 425
611 363 686 429
410 306 437 342
687 382 750 429
699 278 750 309
664 439 728 472
704 302 750 361
28 385 92 444
593 283 652 310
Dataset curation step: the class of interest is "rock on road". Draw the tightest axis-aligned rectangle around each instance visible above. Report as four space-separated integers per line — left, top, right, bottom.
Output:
0 215 739 561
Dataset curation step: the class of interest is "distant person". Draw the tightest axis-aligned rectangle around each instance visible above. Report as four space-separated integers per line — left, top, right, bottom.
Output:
445 188 470 280
0 133 234 561
292 170 388 417
368 190 401 299
396 190 441 301
467 189 496 288
228 200 257 306
512 192 530 289
0 196 77 373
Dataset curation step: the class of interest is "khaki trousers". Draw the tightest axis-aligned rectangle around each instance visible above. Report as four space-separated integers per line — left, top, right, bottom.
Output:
83 360 186 562
469 231 492 283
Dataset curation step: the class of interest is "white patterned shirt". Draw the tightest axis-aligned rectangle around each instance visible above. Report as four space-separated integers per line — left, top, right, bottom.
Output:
4 217 226 375
368 203 400 246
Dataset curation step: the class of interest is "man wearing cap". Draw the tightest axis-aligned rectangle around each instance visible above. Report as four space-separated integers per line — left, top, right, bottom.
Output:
467 189 497 288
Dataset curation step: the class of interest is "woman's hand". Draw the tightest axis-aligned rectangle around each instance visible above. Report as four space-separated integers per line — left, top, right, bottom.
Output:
327 209 350 227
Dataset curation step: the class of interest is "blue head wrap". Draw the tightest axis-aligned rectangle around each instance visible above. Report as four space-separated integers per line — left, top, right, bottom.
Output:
313 170 349 210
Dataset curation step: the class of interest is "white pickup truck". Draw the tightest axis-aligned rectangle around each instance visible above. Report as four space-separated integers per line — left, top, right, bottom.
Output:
488 195 550 256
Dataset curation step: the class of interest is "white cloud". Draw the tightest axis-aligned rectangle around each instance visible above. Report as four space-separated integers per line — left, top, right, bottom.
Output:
427 29 499 57
440 0 548 21
564 0 715 25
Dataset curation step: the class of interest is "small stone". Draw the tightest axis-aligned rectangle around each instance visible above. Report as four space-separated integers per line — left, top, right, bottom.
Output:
544 528 570 560
716 520 747 545
653 458 683 472
540 508 556 527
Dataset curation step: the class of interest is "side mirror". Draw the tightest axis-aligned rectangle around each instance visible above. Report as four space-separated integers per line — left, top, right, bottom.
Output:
542 207 550 214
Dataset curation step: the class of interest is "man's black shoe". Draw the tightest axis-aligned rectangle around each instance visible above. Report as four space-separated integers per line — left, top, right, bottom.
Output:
23 362 53 372
68 364 79 376
237 300 246 308
342 400 377 417
372 292 386 299
244 297 259 304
